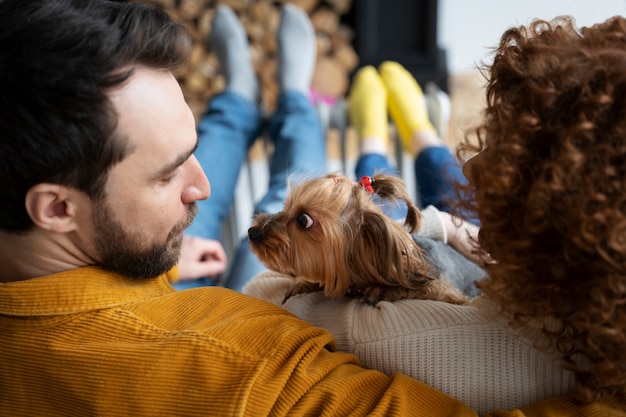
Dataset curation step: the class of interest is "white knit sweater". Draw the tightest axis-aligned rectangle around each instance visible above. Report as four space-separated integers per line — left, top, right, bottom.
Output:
243 206 574 413
244 274 574 413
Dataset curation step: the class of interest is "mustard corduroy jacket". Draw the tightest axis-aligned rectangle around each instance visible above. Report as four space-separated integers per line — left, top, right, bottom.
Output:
1 266 625 416
0 266 473 416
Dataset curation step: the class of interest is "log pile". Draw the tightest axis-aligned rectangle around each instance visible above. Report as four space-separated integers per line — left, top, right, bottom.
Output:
139 0 358 121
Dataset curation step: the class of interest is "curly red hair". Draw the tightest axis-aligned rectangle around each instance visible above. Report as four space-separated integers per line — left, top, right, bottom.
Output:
458 16 626 403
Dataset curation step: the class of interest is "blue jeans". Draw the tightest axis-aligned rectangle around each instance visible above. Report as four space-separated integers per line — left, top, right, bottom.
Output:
355 147 475 221
178 90 326 291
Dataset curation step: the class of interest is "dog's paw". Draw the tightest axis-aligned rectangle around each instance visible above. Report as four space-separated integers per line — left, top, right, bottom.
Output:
436 291 470 306
355 284 471 306
283 281 323 303
364 287 406 304
348 285 420 305
348 286 388 305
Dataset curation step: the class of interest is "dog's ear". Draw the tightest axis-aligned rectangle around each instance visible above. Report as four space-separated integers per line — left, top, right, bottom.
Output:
404 202 422 233
348 209 408 287
370 173 422 232
349 208 435 290
310 213 352 298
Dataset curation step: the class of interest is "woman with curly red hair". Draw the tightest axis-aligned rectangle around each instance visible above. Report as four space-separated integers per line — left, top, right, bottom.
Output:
247 14 626 415
461 15 626 407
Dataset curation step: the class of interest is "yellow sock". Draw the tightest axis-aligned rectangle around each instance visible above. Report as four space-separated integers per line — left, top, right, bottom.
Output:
379 61 435 152
348 66 388 142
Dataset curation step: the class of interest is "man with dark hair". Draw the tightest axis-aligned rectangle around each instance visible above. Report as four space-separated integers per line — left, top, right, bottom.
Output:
0 1 472 415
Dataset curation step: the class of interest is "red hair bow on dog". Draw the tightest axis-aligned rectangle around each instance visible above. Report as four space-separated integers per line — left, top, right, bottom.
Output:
358 176 375 194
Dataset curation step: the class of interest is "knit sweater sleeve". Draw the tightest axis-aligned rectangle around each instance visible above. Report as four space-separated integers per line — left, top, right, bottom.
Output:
417 205 447 243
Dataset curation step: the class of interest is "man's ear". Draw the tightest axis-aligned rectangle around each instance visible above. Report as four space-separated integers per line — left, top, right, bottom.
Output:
25 184 82 233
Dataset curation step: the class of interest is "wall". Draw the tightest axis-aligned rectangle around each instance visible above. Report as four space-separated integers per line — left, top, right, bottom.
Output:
439 0 626 74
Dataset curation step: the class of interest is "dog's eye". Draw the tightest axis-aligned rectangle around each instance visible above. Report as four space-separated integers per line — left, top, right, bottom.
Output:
296 213 314 229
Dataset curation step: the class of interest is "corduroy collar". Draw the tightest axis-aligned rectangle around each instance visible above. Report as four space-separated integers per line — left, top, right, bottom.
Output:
0 266 174 316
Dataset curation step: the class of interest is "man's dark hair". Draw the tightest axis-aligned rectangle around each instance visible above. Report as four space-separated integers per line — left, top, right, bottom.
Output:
0 0 191 232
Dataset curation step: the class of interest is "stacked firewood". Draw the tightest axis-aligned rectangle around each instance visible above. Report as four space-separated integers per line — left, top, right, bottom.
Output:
140 0 358 121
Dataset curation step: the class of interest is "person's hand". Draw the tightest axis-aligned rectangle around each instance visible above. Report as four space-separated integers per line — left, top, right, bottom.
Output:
177 235 227 282
439 211 492 267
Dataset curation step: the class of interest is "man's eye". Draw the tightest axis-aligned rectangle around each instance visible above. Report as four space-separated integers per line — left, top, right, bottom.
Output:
296 213 314 229
162 171 180 184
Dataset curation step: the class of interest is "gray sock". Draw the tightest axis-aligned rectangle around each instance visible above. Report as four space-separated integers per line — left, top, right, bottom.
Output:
210 5 259 103
277 4 316 94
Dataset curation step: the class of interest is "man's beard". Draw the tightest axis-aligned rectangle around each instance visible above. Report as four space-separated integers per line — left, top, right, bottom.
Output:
92 200 197 279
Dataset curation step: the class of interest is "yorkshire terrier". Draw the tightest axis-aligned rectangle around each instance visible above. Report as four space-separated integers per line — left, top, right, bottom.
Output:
248 173 482 305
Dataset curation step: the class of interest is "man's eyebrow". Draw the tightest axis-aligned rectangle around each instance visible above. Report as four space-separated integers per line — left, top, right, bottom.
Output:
152 141 199 179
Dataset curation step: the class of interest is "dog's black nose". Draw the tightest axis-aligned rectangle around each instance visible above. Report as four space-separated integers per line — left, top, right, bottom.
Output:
248 226 264 242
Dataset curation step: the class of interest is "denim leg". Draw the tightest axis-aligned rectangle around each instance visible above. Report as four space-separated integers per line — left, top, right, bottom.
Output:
223 90 326 291
414 146 477 224
414 146 463 211
255 90 327 214
354 153 398 179
176 91 262 290
186 91 263 240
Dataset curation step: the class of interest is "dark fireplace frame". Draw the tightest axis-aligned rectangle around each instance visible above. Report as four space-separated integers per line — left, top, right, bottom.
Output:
342 0 448 92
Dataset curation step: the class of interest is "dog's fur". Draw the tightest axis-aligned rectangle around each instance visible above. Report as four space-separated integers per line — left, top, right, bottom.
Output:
248 173 470 305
